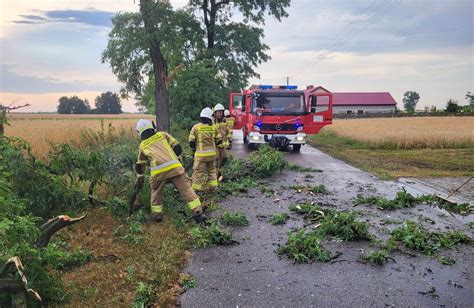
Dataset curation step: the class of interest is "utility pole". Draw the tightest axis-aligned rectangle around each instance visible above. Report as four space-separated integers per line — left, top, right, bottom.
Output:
285 76 290 86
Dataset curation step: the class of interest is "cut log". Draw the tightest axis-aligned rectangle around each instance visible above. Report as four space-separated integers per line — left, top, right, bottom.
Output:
36 215 86 248
0 257 42 303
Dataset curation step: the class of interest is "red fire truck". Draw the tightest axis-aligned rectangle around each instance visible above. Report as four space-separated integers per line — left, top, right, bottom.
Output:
229 84 333 151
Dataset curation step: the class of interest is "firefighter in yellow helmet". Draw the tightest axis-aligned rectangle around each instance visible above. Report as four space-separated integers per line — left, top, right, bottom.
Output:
135 119 202 222
213 104 232 179
189 107 222 191
224 109 235 148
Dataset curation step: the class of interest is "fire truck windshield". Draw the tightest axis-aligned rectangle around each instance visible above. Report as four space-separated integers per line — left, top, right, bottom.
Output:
252 93 306 115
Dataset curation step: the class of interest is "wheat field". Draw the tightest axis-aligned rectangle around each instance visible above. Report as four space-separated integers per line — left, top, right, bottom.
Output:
4 114 154 159
325 117 474 149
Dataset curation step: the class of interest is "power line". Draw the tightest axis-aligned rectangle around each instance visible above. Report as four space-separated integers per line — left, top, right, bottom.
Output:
292 0 401 79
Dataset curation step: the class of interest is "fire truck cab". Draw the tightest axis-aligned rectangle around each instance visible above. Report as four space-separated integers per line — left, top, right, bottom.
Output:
229 84 333 151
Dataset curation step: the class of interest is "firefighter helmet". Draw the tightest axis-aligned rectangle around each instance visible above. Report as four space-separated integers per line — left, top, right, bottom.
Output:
200 107 214 120
224 110 230 117
214 103 225 112
136 119 154 135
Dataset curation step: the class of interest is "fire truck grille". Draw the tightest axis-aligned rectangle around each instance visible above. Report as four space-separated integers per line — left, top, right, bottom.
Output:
260 123 296 132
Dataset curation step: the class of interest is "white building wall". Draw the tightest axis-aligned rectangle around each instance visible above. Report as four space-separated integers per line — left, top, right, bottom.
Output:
333 105 396 114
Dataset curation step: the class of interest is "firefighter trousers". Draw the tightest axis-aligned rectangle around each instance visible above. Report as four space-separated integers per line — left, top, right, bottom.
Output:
216 147 227 177
150 173 201 214
192 155 218 191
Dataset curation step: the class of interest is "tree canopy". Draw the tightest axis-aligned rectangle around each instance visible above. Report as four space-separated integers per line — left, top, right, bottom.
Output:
402 91 420 113
445 99 460 113
57 96 90 114
94 92 122 114
102 0 291 130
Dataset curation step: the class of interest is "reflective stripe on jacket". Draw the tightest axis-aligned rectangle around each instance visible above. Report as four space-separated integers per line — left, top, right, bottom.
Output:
137 132 184 180
189 123 222 158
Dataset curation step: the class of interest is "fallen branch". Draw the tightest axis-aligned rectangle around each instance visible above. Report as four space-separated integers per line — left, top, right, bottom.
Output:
0 103 31 111
36 215 86 247
0 256 42 303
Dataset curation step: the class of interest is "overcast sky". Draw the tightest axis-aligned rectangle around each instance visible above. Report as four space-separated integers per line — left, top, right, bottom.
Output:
0 0 472 112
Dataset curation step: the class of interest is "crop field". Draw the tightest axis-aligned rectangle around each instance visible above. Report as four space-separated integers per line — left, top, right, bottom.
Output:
309 117 474 179
326 117 474 149
5 114 154 159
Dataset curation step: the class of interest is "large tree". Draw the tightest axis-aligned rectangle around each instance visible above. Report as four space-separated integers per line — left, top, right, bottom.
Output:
402 91 420 113
57 96 90 114
95 92 122 114
445 99 460 113
188 0 290 89
102 1 203 131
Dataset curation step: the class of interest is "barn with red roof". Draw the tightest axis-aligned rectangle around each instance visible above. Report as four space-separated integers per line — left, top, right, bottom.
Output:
332 92 397 114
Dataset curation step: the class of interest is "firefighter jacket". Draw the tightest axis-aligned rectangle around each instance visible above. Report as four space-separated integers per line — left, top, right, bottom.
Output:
226 117 235 131
189 123 222 159
213 119 232 147
136 132 185 181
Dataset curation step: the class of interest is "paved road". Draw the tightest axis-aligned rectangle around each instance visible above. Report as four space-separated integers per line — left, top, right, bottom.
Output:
180 131 473 307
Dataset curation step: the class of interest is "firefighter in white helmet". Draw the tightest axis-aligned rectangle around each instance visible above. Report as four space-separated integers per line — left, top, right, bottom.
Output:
189 108 222 192
224 109 235 148
213 104 232 179
135 119 202 222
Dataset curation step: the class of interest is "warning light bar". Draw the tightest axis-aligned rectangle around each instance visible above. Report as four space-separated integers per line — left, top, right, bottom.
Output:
257 85 298 90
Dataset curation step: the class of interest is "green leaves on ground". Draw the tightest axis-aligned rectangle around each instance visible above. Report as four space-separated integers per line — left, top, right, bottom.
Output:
270 213 290 225
281 203 370 263
289 184 327 194
355 190 472 215
249 145 287 177
220 212 250 226
277 229 331 263
362 220 472 265
189 219 234 248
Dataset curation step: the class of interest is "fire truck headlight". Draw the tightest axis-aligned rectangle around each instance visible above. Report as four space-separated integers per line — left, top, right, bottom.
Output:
251 135 261 141
295 136 305 142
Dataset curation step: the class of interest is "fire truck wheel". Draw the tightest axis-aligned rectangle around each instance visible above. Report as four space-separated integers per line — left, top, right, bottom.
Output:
292 144 301 152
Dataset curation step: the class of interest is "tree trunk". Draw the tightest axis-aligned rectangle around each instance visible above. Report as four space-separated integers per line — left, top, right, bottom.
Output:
203 0 217 49
139 0 170 132
0 109 6 136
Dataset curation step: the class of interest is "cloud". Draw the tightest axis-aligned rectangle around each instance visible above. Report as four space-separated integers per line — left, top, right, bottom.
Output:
0 65 118 93
264 0 473 55
13 8 114 27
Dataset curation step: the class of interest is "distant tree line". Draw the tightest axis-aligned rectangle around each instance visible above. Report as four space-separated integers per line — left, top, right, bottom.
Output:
57 92 122 114
403 91 473 114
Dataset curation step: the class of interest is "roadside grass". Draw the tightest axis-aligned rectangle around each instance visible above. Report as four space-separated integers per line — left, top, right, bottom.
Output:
58 208 189 306
308 130 474 179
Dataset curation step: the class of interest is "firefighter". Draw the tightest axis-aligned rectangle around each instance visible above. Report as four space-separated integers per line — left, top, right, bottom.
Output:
224 109 235 149
135 119 202 222
213 104 232 178
189 107 222 192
